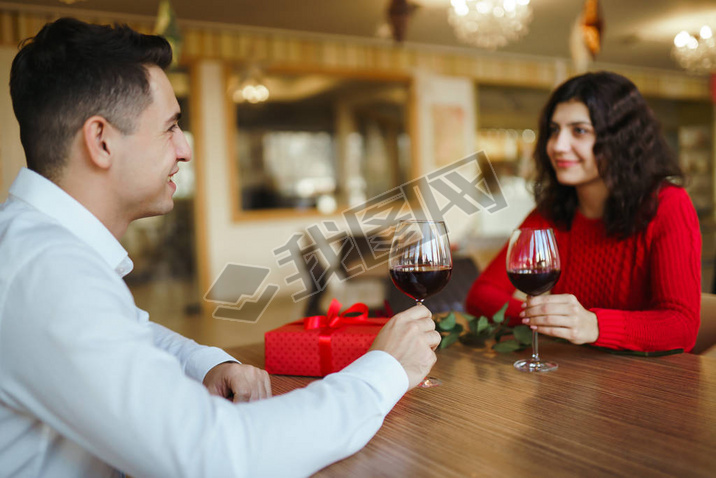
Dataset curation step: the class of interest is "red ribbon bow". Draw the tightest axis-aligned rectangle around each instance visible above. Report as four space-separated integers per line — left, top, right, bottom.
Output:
303 299 370 330
302 299 386 376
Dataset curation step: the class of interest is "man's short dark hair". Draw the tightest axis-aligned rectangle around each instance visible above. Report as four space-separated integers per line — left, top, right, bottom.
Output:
10 17 173 180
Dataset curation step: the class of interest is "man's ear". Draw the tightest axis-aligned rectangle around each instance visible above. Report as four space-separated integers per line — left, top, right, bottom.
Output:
82 116 117 170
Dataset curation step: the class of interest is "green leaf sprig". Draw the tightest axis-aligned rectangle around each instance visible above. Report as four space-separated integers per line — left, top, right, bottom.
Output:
435 303 533 353
436 306 688 356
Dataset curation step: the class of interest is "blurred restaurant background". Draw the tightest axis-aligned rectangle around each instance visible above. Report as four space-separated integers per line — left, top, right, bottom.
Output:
1 0 715 347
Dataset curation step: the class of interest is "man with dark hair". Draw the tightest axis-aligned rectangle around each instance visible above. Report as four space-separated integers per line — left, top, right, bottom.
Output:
11 19 170 182
0 17 439 477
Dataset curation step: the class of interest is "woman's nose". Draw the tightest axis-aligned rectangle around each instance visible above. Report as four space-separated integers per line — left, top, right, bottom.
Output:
552 130 570 152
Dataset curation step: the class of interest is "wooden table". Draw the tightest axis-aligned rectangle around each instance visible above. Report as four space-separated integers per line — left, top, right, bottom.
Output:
228 340 716 477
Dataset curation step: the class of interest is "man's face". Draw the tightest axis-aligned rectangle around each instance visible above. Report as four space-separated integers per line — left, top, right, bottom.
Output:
111 65 191 220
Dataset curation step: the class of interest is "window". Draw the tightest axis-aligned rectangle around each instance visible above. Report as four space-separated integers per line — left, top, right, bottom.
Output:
230 70 413 217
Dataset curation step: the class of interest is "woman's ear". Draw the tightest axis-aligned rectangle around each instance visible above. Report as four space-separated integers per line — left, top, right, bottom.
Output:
82 115 116 170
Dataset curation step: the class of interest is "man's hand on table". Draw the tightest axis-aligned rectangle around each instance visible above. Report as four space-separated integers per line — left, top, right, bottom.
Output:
203 362 272 402
369 304 441 390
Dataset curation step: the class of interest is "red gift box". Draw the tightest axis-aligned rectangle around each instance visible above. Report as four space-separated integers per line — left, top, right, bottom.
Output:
265 299 389 377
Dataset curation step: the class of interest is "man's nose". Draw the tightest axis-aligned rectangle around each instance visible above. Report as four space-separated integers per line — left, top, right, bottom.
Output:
175 128 192 162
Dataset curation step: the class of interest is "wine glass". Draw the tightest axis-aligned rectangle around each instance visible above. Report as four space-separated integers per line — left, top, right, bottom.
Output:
506 227 561 373
389 220 453 388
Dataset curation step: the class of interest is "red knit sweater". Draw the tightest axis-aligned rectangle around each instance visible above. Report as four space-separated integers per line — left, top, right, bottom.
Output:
466 185 702 352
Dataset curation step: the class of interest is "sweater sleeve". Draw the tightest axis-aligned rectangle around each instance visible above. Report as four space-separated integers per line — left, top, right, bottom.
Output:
592 187 701 352
465 210 549 325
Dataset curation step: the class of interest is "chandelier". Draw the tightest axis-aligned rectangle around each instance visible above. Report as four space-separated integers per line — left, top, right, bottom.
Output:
229 64 270 104
448 0 533 50
672 26 716 73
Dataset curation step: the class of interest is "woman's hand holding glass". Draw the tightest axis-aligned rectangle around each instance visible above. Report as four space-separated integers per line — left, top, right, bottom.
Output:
520 293 599 345
506 227 560 372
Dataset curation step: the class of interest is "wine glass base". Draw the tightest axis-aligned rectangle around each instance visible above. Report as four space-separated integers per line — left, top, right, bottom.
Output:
417 376 442 388
513 359 558 373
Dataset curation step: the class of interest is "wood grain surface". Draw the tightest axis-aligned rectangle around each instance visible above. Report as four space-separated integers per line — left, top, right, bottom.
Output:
228 340 716 477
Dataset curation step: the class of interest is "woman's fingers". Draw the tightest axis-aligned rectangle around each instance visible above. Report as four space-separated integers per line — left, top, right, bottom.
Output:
519 293 599 344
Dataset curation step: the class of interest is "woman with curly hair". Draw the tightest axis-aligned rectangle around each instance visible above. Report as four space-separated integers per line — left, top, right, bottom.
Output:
466 71 701 352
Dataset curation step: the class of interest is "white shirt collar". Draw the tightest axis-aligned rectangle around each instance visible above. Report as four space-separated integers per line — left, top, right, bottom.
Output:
8 168 134 277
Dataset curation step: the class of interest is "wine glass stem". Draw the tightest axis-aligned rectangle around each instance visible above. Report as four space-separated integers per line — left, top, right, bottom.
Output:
415 298 441 387
531 329 540 362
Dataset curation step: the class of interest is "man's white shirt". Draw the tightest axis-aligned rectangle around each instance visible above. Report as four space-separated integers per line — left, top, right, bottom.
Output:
0 168 408 477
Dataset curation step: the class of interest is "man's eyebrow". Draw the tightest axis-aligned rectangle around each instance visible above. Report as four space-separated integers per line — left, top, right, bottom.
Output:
165 111 181 126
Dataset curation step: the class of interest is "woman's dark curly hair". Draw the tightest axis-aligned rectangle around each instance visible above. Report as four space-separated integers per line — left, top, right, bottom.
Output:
533 71 684 238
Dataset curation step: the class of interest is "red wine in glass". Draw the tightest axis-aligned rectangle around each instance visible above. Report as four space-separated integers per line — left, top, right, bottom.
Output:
389 264 453 302
389 220 452 388
506 227 561 373
506 269 561 297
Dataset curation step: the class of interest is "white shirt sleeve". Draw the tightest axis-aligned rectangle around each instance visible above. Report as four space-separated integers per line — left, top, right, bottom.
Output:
147 320 240 381
0 244 408 478
235 349 407 477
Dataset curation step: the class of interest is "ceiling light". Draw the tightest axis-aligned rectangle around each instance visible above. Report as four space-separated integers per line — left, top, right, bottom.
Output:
229 64 270 104
672 26 716 73
448 0 533 50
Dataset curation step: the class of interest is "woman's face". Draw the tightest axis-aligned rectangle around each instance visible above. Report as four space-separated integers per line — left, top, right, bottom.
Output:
546 100 603 189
